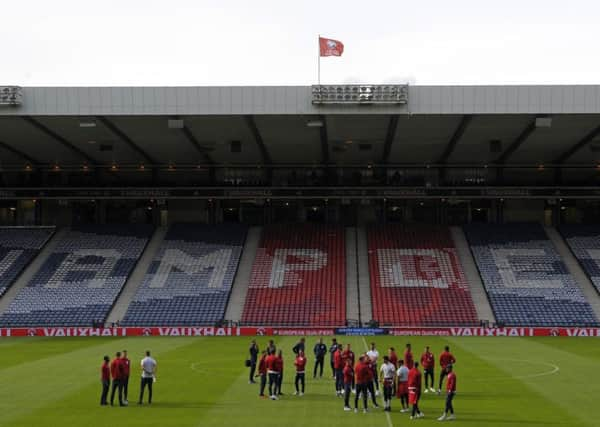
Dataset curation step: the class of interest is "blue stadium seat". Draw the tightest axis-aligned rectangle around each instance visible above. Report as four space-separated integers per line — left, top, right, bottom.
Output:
0 225 153 327
559 225 600 294
464 223 599 327
0 228 54 297
121 223 246 326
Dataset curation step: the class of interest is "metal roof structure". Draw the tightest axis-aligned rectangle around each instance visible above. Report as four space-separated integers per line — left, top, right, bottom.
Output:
0 85 599 197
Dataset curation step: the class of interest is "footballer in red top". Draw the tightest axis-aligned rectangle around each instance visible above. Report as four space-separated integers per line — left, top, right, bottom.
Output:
341 344 355 389
408 362 423 419
109 351 125 406
354 357 371 412
265 350 280 400
294 351 307 396
121 350 131 404
438 364 457 421
333 345 344 396
342 359 354 411
100 355 110 406
438 345 456 394
257 351 268 398
420 345 435 393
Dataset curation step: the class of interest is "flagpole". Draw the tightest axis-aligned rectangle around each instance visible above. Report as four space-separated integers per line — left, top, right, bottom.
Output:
317 34 321 86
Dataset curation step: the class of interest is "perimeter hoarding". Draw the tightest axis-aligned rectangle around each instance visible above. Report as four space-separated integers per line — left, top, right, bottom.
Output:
1 326 600 337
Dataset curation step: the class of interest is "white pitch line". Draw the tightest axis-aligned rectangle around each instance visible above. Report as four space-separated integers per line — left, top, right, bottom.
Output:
360 336 393 427
471 357 560 382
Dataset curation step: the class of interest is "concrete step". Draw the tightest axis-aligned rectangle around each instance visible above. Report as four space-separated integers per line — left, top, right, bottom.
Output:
345 227 360 324
450 226 496 323
224 226 262 322
105 227 168 325
0 227 66 315
545 226 600 320
356 227 372 324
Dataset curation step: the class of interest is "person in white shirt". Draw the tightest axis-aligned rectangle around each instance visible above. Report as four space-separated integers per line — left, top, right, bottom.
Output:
396 359 410 413
366 342 380 394
379 356 396 412
138 350 157 405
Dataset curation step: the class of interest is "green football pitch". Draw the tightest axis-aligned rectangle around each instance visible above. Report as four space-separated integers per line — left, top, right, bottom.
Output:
0 335 597 427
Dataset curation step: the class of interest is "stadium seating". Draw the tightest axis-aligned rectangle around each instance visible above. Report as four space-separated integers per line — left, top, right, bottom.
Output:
464 223 598 326
121 223 246 326
0 225 153 327
559 225 600 294
367 225 478 326
241 224 346 326
0 227 54 297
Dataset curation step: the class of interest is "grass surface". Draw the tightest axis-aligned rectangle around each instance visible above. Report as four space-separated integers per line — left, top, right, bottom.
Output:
0 335 596 427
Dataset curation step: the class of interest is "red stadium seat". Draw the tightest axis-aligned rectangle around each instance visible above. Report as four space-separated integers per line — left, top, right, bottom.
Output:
368 225 478 326
241 224 346 326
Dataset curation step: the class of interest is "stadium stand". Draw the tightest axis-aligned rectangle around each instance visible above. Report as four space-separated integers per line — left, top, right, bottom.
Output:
121 223 246 326
464 223 599 326
241 224 346 326
560 225 600 294
0 225 153 327
367 225 478 326
0 228 54 298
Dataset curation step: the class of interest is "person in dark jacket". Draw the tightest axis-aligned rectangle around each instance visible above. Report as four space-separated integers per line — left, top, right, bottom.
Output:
292 338 305 355
249 340 259 384
100 355 110 405
313 338 327 378
329 338 338 378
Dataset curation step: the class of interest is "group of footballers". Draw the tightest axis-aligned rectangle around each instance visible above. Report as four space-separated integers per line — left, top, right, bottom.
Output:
249 338 458 421
100 350 157 407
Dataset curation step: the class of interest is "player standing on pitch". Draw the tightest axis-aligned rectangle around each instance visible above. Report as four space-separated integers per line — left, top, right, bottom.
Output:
421 345 435 393
249 340 259 384
354 356 370 413
408 361 424 419
438 364 457 421
100 355 110 406
333 344 344 396
294 350 307 396
379 355 396 412
313 338 327 379
396 359 410 413
404 343 414 369
110 351 125 406
257 350 268 398
342 358 354 411
366 342 380 395
438 346 456 394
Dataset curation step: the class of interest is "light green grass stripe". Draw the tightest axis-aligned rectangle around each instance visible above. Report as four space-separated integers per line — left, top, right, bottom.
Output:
0 337 121 370
449 337 593 427
0 337 199 427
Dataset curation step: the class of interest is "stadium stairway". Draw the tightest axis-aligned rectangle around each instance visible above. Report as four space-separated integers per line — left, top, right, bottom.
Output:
345 227 360 324
105 226 167 325
0 227 67 315
545 226 600 319
223 226 261 323
356 227 373 324
450 226 496 323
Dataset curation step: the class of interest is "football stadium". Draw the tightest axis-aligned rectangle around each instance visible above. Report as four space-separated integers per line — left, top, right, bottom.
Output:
1 83 600 426
2 4 600 425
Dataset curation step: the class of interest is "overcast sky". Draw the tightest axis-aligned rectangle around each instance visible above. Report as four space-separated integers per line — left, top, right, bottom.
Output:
3 0 599 86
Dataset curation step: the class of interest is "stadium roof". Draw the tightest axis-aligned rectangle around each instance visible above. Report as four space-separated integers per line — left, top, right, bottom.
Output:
0 85 599 169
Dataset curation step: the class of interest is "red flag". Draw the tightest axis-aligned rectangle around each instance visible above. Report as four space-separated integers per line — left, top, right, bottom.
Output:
319 37 344 57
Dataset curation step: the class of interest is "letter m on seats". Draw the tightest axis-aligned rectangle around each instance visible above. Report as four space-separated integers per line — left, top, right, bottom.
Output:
149 249 232 289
